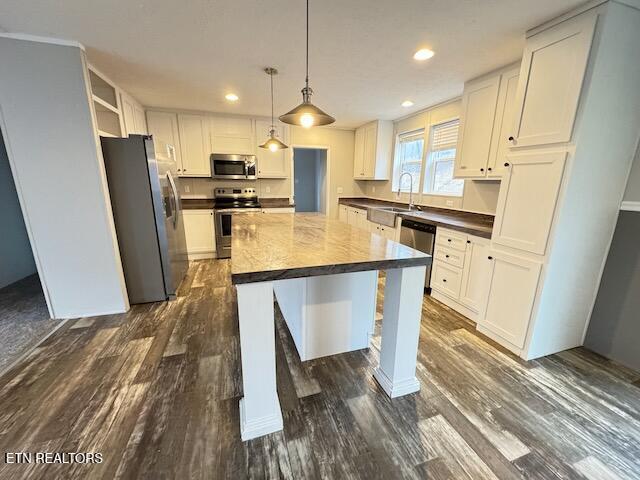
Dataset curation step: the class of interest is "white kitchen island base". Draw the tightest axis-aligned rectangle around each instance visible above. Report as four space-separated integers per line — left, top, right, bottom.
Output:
273 270 378 361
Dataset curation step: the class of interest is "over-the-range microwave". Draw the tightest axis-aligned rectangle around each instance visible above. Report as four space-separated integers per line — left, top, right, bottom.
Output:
210 153 257 180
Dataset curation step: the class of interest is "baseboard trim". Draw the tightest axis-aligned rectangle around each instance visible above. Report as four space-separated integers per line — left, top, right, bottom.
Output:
621 201 640 212
373 368 420 398
239 397 283 441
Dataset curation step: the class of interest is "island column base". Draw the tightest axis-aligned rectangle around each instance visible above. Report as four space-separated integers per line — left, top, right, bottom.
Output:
375 265 426 398
236 280 283 441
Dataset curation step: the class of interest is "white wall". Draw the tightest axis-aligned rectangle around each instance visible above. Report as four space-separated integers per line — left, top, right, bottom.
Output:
362 99 502 214
0 36 129 318
623 144 640 202
0 133 36 289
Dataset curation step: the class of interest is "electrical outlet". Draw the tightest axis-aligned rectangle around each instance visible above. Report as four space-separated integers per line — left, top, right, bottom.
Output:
184 185 190 193
337 187 344 194
446 199 454 207
265 186 271 193
372 186 376 193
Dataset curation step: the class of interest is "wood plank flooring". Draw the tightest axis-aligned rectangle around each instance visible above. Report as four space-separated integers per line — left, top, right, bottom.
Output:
0 259 638 479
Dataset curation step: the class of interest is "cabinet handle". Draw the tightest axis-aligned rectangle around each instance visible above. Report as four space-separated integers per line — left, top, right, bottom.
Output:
504 162 510 167
443 279 447 282
488 256 493 260
445 254 450 258
447 239 451 242
480 168 484 172
508 136 514 142
487 167 492 171
466 240 471 244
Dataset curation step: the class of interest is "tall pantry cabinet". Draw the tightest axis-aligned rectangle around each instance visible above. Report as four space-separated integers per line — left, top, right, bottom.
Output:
475 2 640 359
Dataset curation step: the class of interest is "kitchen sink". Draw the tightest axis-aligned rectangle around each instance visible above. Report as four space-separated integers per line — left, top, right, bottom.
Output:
367 206 416 227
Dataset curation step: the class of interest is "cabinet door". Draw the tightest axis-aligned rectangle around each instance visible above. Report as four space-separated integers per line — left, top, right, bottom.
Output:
481 251 542 349
362 123 377 178
353 127 365 178
183 210 215 255
459 236 492 314
492 150 566 255
511 13 596 147
339 205 348 223
431 261 463 299
134 105 147 134
255 120 289 178
120 94 136 136
178 114 211 177
146 111 183 171
454 75 500 178
210 116 254 154
487 67 519 178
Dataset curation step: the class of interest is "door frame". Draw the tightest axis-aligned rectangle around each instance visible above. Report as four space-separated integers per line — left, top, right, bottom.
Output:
290 145 330 215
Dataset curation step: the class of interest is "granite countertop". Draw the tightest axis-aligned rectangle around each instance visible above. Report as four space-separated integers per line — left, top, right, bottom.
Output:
230 213 431 285
338 197 494 239
181 197 294 210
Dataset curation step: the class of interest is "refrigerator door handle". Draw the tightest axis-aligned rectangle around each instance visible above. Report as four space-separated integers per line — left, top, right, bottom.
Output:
167 171 179 229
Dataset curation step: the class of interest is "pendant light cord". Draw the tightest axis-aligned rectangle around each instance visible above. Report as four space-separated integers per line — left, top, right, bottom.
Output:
305 0 309 89
270 70 275 129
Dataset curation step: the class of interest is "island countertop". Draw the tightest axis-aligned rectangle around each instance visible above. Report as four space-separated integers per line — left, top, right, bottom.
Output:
231 213 431 285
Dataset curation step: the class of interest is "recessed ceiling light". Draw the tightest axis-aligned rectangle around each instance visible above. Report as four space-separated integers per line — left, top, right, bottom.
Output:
413 48 435 61
225 93 239 102
402 100 414 108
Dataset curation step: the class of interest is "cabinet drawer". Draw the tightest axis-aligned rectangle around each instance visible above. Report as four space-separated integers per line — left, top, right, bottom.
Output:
436 228 468 252
431 261 462 299
434 245 465 268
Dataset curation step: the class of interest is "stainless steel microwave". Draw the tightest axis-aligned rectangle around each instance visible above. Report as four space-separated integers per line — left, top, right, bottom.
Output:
210 154 257 180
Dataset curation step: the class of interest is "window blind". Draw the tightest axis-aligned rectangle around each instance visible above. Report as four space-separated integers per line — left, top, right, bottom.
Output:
431 120 459 152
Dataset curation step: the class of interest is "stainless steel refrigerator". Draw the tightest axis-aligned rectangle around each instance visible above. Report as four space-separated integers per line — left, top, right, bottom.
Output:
101 135 188 304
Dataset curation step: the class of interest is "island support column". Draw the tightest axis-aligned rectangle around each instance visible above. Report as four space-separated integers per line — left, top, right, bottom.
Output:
236 281 283 441
374 265 426 398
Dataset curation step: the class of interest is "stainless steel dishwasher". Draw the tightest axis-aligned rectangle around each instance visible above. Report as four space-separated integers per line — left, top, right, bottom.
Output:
399 218 436 292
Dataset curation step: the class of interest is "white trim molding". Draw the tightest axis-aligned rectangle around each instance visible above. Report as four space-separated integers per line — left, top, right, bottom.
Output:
0 32 85 51
621 201 640 212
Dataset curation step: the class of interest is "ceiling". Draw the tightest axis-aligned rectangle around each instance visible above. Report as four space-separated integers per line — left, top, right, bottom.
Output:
0 0 586 128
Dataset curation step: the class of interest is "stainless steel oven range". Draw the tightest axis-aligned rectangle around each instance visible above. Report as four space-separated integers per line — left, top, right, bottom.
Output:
214 187 261 259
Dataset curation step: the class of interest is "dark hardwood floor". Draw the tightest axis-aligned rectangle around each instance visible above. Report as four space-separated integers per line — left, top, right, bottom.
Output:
0 259 638 479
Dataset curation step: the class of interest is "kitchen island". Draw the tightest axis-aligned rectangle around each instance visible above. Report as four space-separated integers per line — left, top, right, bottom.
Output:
231 213 431 440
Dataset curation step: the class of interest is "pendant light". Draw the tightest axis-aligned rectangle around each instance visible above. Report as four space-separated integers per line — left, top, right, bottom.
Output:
259 68 289 152
279 0 335 128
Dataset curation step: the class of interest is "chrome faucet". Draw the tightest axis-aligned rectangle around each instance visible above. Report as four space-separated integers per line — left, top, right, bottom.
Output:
398 172 415 210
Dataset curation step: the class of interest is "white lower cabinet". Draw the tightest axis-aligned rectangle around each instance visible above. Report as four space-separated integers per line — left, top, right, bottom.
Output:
183 209 216 259
346 206 368 231
339 204 348 223
368 221 397 240
431 228 492 322
459 236 492 314
480 250 542 350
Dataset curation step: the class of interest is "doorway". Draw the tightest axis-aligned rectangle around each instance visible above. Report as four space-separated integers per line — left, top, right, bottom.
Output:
0 131 57 373
292 147 328 214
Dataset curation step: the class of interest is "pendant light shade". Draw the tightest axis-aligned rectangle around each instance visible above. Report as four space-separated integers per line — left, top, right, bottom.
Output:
259 67 288 151
279 0 335 128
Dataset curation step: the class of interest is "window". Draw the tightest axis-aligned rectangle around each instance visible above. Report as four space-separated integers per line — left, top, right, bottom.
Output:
423 119 464 196
392 130 424 193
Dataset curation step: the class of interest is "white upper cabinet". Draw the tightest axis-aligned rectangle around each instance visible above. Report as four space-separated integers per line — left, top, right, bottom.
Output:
255 120 289 178
210 116 254 155
481 250 542 349
120 92 147 136
487 66 519 178
178 114 211 177
492 150 567 255
459 236 492 315
146 111 183 170
511 13 597 148
353 120 392 180
454 75 500 178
